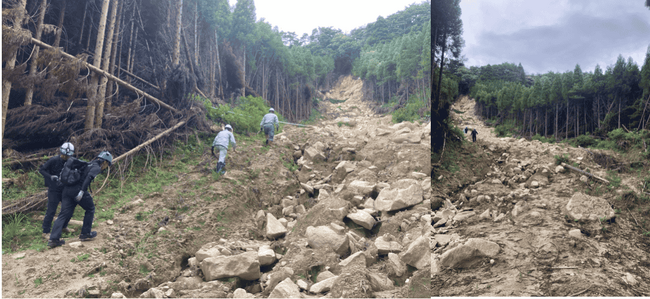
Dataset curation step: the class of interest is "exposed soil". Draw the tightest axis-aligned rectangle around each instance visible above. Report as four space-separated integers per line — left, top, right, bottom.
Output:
431 96 650 296
2 76 432 298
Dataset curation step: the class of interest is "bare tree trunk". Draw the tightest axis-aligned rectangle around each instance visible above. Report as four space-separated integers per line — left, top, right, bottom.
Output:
53 0 66 48
275 69 279 110
129 27 138 73
84 0 111 132
95 0 119 128
215 30 223 99
194 0 198 66
24 0 49 106
2 0 28 141
172 0 183 66
618 98 621 129
126 19 135 80
576 104 579 137
106 0 124 111
242 45 246 97
78 0 88 45
85 14 93 51
566 101 569 140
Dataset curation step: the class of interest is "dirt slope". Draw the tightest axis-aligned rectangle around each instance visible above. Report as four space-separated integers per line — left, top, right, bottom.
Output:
2 76 432 298
431 96 650 296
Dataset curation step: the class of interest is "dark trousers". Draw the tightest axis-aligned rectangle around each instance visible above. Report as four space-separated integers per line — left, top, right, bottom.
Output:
42 188 70 233
472 134 477 142
49 189 95 241
263 124 275 141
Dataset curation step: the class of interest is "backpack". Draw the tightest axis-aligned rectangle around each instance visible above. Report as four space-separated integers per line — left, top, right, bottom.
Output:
58 158 88 186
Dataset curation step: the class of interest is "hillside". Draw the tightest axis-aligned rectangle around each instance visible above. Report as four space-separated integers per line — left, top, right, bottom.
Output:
2 76 432 298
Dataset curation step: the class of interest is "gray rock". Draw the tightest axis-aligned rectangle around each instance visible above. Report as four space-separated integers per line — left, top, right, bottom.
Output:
309 276 338 293
346 209 376 230
233 288 254 298
306 225 349 255
375 235 403 255
258 245 276 266
399 235 430 270
300 183 314 195
465 238 500 257
294 204 307 214
367 272 394 291
565 193 616 222
304 147 325 162
453 211 476 223
266 267 294 292
375 184 423 212
111 293 126 298
388 252 406 276
568 229 582 238
348 180 376 197
194 243 224 263
269 277 301 298
338 251 366 268
139 288 164 298
200 251 261 281
438 238 499 269
266 213 287 239
316 270 335 282
296 279 309 290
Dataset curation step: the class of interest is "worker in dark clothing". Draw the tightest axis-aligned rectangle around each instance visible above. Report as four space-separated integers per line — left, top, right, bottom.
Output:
471 129 478 142
48 151 113 248
464 126 468 134
39 142 75 240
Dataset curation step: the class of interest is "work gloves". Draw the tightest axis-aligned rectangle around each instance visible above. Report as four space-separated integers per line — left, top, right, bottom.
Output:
75 191 84 202
51 175 59 182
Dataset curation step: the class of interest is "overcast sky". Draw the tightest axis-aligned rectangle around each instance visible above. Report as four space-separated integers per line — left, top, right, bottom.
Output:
227 0 425 37
460 0 650 75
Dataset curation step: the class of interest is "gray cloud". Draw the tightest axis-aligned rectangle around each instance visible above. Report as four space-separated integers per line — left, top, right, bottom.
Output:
465 5 650 74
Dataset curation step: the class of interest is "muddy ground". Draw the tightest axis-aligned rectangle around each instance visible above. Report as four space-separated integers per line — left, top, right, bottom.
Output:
2 76 432 298
431 96 650 296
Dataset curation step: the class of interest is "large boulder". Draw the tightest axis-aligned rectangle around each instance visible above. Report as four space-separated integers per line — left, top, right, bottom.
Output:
392 134 421 144
346 209 376 230
367 272 394 291
268 277 301 298
375 184 423 212
200 251 261 281
347 180 376 197
565 192 616 222
266 213 287 239
399 235 430 270
306 225 349 255
304 146 325 162
388 252 406 276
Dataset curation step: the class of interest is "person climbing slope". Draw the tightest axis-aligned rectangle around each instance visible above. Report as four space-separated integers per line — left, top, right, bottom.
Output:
39 142 76 240
260 108 279 146
212 124 237 174
49 151 113 248
471 128 478 142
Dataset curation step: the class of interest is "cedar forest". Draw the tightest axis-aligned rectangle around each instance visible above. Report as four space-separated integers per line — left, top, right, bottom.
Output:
1 0 431 158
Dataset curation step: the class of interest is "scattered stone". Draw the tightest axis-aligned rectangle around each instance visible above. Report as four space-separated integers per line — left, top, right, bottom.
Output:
200 251 261 281
107 220 113 225
465 238 500 257
624 272 638 286
306 225 349 255
411 172 427 179
346 209 376 230
479 209 491 220
294 205 306 214
13 252 26 259
233 288 254 298
300 183 314 195
269 277 301 298
111 292 126 298
69 241 84 249
568 229 583 239
309 276 338 293
278 218 288 228
266 213 288 239
565 193 616 222
555 165 565 173
339 251 366 268
296 279 309 290
438 238 499 269
348 180 376 197
258 245 276 266
316 270 336 282
195 243 222 262
531 181 539 188
138 287 163 298
367 272 394 291
453 211 476 223
388 253 407 276
375 183 423 212
375 234 403 255
399 235 430 270
282 206 294 216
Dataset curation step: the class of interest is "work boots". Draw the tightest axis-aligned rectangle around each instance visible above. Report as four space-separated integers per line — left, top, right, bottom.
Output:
215 162 225 174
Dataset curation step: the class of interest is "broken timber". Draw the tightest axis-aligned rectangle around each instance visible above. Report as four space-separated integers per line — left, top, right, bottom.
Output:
561 162 610 184
113 120 187 163
30 37 178 113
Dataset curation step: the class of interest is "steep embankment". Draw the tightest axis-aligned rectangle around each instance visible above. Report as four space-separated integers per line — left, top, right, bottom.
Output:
2 76 432 298
431 95 650 296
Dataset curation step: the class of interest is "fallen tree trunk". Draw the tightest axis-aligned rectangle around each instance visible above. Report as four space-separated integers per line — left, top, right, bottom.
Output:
113 120 187 163
120 67 159 90
561 162 610 184
29 37 178 113
2 156 49 165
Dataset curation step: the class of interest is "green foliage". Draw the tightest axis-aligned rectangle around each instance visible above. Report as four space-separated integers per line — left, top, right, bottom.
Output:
532 134 555 143
571 134 596 147
2 167 45 202
198 95 285 135
494 119 517 137
606 171 622 189
71 253 90 263
554 154 570 165
34 277 42 287
327 98 346 104
392 88 430 123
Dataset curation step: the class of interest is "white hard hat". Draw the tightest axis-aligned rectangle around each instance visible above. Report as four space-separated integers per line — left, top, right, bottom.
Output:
269 108 275 112
60 142 75 156
225 124 232 130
